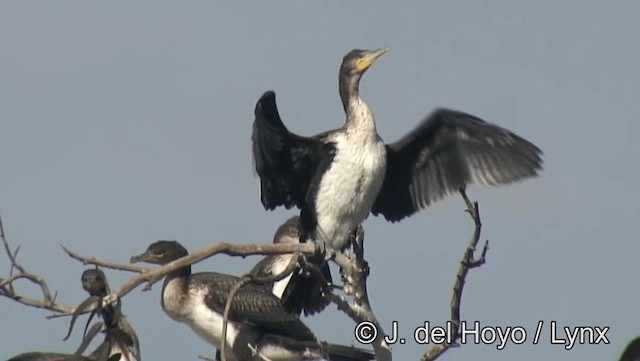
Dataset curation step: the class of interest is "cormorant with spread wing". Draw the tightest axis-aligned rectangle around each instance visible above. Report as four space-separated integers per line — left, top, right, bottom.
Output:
252 47 543 315
130 240 374 361
254 47 543 246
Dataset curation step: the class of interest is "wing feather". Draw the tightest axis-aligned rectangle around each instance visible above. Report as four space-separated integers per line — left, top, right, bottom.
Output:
372 108 543 222
252 91 331 211
198 273 317 342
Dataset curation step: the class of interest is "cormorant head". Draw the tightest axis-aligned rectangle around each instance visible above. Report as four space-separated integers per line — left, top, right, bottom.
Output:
340 47 389 77
272 216 301 244
129 240 189 265
81 268 109 297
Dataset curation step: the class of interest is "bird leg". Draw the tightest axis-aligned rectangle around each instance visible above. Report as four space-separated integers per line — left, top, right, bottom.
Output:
312 238 328 262
298 254 333 290
351 225 369 277
339 225 370 298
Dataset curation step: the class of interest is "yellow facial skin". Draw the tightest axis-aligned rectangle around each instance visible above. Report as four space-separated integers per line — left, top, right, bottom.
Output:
355 47 390 72
356 58 373 71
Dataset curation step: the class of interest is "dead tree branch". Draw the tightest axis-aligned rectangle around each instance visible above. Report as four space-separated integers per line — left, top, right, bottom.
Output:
55 242 318 320
62 246 151 274
0 214 75 315
322 228 392 361
3 186 489 361
421 188 489 361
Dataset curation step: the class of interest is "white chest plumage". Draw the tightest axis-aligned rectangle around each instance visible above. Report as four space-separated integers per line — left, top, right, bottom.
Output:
269 255 295 298
314 100 387 250
161 277 242 354
160 276 320 361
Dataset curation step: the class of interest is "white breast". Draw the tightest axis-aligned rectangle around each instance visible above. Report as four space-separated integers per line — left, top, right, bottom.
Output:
270 255 295 299
314 126 387 251
161 278 243 355
188 299 241 350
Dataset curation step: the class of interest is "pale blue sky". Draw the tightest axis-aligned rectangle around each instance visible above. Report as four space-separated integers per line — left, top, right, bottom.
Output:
1 1 639 360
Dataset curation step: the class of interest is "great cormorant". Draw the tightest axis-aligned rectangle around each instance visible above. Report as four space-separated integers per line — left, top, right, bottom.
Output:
252 47 543 313
248 216 330 317
130 240 374 361
8 269 140 361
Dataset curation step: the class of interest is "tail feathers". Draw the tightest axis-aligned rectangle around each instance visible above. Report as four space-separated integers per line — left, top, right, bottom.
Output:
324 343 375 361
281 262 332 316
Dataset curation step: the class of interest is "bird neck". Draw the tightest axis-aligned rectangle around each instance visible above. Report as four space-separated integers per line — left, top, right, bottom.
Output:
339 72 377 136
160 264 191 305
339 72 360 112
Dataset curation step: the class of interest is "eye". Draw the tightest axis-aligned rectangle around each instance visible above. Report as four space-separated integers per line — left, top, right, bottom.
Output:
154 251 165 257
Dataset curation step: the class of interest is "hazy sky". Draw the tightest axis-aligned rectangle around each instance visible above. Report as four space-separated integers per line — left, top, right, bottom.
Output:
1 2 639 361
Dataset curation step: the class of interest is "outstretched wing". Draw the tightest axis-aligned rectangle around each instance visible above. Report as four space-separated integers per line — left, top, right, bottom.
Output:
372 108 543 222
252 91 334 210
199 273 318 342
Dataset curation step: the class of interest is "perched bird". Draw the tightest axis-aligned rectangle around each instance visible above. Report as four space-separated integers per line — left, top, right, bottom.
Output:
248 216 331 316
620 337 640 361
8 269 140 361
130 240 374 361
79 269 141 361
252 47 543 312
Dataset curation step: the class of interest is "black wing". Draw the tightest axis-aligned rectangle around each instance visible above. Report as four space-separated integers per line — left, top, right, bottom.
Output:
372 108 543 222
252 91 334 211
198 273 317 342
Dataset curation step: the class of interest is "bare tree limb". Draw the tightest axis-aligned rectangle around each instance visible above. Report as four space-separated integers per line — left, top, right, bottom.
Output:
0 214 74 315
51 242 318 321
2 185 489 361
332 227 392 361
61 245 151 274
421 187 489 361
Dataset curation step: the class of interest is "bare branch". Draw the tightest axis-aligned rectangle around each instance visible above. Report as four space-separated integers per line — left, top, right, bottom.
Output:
49 242 318 320
61 245 150 274
0 214 75 315
2 188 492 361
333 228 392 361
421 188 490 361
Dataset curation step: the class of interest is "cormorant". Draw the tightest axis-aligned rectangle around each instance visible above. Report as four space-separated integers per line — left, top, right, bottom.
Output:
130 240 374 361
252 47 543 313
8 269 140 361
248 216 331 317
620 337 640 361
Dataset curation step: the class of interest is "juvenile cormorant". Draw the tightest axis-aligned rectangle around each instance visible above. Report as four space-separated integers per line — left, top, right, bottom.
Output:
252 48 543 311
248 216 330 316
130 240 374 361
8 269 140 361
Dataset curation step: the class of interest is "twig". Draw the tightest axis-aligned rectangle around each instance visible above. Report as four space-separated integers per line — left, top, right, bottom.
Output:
421 188 489 361
0 214 75 315
62 245 150 274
